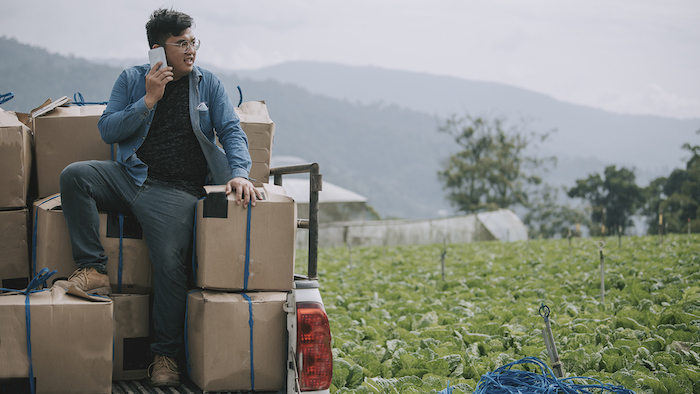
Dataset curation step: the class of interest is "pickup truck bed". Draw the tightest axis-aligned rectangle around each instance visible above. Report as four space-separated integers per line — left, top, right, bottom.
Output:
113 379 204 393
112 379 281 393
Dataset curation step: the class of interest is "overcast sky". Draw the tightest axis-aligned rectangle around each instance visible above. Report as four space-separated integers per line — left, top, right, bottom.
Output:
2 0 699 119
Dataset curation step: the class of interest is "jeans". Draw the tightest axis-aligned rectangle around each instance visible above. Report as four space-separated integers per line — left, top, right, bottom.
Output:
60 160 197 357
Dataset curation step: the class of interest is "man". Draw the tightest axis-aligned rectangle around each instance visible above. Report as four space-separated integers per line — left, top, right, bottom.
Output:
55 8 260 387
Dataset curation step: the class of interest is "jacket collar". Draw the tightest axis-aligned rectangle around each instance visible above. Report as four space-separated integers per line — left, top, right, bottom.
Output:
191 65 203 82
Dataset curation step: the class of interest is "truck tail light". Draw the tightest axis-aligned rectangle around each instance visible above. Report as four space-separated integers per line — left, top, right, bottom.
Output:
297 302 333 391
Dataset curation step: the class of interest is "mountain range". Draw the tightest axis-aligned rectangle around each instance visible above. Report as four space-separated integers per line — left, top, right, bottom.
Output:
1 37 698 220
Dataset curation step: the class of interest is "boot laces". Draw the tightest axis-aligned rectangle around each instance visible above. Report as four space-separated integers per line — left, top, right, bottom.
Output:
66 268 90 286
148 355 179 377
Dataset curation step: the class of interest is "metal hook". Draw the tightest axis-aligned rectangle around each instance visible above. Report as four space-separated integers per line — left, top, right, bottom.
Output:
596 240 605 251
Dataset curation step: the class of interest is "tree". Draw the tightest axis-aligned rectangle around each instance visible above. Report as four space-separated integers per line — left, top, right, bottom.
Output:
567 165 643 235
523 184 589 239
437 115 553 214
642 135 700 233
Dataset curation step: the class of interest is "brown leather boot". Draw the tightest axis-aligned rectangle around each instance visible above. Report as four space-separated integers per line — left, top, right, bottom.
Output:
149 354 180 387
53 267 111 295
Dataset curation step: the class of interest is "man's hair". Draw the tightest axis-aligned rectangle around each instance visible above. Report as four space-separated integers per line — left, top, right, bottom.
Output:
146 8 194 48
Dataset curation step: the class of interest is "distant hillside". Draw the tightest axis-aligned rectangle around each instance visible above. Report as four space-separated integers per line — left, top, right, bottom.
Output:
0 37 122 110
0 37 451 219
3 37 698 220
237 61 700 185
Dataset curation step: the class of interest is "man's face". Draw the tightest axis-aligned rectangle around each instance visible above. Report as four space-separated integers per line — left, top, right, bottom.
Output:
162 27 196 80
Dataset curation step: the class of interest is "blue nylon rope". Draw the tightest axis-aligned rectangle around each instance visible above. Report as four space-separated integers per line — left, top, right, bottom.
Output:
243 204 252 290
471 357 636 394
438 380 452 394
241 293 255 390
0 268 57 394
70 92 108 106
117 213 124 293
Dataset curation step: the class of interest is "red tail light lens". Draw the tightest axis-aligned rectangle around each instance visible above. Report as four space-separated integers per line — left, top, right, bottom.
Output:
297 302 333 391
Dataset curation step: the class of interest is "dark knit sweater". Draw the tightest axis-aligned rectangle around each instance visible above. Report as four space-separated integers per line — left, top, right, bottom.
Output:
137 76 208 197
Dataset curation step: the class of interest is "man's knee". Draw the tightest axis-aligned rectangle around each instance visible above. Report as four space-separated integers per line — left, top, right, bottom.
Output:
60 161 91 192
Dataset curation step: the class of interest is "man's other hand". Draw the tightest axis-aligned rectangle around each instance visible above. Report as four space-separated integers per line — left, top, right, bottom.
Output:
225 177 262 208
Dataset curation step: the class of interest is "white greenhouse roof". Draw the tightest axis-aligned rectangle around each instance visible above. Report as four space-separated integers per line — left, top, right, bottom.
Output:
476 209 528 242
279 178 368 204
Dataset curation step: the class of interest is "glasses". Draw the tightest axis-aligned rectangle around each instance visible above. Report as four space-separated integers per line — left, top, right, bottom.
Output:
163 39 200 53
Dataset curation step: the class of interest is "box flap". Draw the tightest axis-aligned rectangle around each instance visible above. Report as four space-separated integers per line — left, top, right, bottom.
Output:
0 111 30 128
36 104 107 118
30 96 71 118
33 193 62 211
234 101 273 124
66 286 112 302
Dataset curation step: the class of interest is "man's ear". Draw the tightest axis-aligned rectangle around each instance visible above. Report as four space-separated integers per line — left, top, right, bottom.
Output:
151 44 161 49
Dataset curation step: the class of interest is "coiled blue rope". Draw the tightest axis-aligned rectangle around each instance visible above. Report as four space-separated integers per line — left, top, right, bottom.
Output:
0 92 14 105
471 357 635 394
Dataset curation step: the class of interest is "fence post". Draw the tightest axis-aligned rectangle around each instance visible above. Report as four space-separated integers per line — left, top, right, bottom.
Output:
597 240 606 303
441 241 447 281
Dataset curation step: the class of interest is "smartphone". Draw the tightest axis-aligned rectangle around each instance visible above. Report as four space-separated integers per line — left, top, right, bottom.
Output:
148 47 167 70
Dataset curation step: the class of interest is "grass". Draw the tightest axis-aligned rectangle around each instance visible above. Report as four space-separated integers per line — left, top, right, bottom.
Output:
300 234 700 393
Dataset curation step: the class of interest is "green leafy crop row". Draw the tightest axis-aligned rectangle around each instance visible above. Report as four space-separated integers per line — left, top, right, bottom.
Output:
301 234 700 393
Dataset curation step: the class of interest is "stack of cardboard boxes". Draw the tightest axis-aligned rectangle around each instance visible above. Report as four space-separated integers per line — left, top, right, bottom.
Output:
0 100 140 393
0 99 295 392
0 110 32 291
186 100 299 392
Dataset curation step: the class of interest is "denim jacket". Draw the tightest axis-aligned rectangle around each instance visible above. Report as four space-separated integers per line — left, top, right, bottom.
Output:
98 64 251 186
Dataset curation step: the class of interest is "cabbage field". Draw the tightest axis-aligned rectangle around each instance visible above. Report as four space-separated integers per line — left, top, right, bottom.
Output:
303 234 700 393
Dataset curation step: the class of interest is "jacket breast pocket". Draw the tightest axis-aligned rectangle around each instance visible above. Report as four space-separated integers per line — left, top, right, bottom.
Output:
197 102 213 135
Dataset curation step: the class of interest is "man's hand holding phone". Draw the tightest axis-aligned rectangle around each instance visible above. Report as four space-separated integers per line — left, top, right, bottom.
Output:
145 47 173 109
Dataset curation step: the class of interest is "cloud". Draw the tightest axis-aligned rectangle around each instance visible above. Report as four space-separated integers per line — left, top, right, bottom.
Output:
607 84 700 119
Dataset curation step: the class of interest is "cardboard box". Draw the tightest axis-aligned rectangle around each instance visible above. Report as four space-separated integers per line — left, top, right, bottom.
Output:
0 209 30 291
32 194 152 293
0 111 33 208
187 290 288 392
195 184 296 291
0 286 113 393
234 101 275 186
32 104 112 198
112 294 150 381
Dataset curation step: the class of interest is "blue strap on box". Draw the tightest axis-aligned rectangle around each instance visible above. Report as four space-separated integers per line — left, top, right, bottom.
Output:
0 267 57 394
244 204 252 290
242 293 255 390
